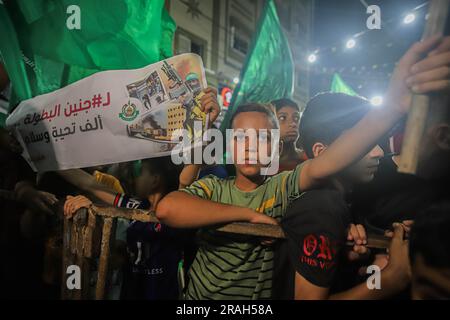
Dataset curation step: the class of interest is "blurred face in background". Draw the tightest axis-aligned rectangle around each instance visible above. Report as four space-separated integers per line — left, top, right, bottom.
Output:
135 163 163 199
312 142 384 185
341 145 385 184
417 95 450 179
277 106 300 144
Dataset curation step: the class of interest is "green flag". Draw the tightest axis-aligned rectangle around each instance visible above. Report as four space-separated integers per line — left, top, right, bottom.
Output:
330 73 358 96
0 0 176 112
220 0 294 131
0 109 7 127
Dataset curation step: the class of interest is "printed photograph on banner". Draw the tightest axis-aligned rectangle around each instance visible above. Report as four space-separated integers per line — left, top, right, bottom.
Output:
124 54 208 147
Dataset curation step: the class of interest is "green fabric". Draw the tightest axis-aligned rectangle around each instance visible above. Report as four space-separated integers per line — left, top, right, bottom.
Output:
0 112 6 127
0 0 176 113
180 164 304 300
330 73 358 96
220 0 294 131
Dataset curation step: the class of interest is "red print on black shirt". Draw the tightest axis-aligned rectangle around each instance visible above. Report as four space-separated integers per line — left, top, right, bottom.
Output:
301 234 336 271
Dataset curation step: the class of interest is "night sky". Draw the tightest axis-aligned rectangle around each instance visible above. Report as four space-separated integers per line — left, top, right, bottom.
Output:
311 0 428 98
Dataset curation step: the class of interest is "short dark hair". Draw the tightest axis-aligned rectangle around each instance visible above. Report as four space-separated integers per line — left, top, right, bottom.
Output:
141 156 180 192
299 92 371 158
271 98 299 113
409 202 450 268
230 103 279 129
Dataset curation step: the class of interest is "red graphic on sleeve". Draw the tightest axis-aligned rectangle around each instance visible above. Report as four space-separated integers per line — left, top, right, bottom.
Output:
317 235 334 260
303 234 318 257
301 234 337 270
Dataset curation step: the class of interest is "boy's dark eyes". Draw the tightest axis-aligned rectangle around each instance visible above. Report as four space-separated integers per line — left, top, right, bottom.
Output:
278 116 286 121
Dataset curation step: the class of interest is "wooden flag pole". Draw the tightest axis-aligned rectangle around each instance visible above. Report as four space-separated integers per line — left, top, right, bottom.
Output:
398 0 449 174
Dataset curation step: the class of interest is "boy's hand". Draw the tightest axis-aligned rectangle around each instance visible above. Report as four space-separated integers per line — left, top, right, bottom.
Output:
385 220 414 238
248 212 279 246
200 87 220 126
248 212 279 226
15 182 58 215
64 195 92 219
383 223 412 291
386 36 450 115
347 223 369 261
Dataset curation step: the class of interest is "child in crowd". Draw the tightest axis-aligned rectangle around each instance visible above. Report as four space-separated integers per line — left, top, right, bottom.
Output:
272 93 408 299
271 98 307 172
62 87 220 299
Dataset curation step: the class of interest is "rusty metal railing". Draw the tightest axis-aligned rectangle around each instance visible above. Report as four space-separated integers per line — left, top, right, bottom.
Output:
61 205 390 300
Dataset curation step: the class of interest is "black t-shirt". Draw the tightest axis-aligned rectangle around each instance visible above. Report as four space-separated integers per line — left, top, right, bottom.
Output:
273 189 351 299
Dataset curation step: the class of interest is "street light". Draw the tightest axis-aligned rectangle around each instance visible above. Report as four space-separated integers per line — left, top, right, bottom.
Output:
308 53 317 63
370 96 383 107
403 13 416 24
346 38 356 49
233 77 240 84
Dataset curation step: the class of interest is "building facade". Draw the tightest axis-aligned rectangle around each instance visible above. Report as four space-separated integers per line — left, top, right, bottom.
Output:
166 0 314 111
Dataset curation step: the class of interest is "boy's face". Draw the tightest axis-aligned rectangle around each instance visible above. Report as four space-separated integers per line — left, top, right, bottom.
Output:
417 95 450 179
341 145 384 184
135 166 159 199
277 106 300 143
313 143 384 184
232 112 276 179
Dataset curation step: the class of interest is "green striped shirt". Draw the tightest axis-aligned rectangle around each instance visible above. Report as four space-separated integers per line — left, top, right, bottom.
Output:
180 164 303 300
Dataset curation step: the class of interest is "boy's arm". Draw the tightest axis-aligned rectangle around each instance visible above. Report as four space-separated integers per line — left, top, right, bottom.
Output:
178 87 220 190
58 169 117 204
299 36 450 191
295 272 394 300
156 191 277 228
179 164 202 189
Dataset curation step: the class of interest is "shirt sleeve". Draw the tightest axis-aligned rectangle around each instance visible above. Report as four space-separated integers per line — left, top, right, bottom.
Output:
179 175 217 200
277 162 304 208
281 189 351 288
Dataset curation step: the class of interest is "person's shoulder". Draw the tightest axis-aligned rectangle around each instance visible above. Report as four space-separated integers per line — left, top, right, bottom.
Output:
303 189 344 202
193 174 235 190
197 174 231 183
286 189 348 218
265 161 306 188
282 189 351 232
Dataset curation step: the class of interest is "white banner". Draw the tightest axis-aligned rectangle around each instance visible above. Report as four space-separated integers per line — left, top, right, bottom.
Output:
6 54 208 172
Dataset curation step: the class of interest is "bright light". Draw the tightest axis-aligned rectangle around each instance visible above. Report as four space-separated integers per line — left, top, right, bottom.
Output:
308 53 317 63
346 38 356 49
370 96 383 107
403 13 416 24
233 77 240 84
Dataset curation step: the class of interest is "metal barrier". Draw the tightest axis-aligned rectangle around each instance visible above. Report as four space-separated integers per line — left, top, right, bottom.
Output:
61 205 390 300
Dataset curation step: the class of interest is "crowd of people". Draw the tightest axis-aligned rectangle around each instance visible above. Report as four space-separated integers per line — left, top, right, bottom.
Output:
1 36 450 300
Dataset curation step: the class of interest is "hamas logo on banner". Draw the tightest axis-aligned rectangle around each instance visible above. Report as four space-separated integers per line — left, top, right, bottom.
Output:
119 100 139 121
